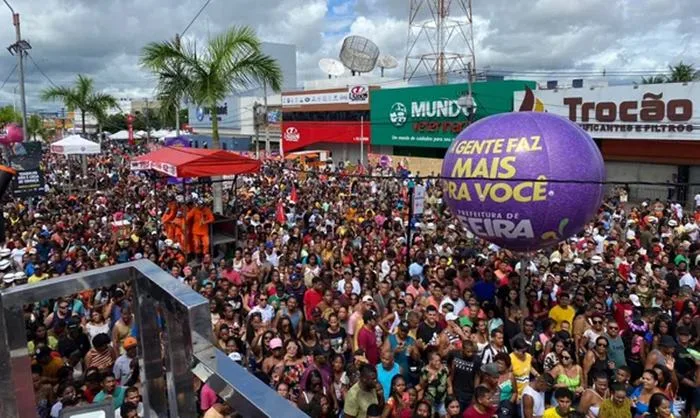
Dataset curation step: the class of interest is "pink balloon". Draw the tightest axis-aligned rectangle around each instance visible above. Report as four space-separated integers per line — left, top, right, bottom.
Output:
5 124 23 143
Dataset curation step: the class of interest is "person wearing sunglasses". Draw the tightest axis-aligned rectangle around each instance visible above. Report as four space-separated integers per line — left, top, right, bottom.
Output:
582 336 612 389
580 313 606 352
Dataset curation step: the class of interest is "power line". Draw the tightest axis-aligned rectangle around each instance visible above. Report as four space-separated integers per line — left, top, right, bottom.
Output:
0 63 17 90
181 0 214 36
27 53 59 88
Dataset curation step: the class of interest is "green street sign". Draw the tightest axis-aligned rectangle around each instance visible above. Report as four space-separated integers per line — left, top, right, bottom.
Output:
370 80 535 148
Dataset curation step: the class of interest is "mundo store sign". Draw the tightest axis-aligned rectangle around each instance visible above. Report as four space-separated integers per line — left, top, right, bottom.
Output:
441 112 605 252
514 82 700 140
371 81 535 148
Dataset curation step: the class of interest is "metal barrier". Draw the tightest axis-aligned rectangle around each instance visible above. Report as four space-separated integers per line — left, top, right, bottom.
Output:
0 260 308 418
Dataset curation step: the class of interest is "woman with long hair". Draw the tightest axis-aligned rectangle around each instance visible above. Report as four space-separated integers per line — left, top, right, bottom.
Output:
281 339 307 402
550 349 583 398
382 374 411 418
645 393 673 418
411 400 432 418
330 354 349 413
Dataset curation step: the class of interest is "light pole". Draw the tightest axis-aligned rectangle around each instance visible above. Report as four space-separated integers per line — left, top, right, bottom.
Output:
3 0 29 143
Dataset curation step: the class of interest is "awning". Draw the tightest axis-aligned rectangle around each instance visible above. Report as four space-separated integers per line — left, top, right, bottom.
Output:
130 146 261 178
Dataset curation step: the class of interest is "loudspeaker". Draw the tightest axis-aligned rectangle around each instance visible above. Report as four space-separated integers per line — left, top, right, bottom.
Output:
0 165 17 244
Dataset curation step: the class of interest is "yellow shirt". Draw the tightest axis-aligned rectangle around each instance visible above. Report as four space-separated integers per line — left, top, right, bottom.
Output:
510 353 532 400
28 273 49 285
548 305 575 331
543 406 573 418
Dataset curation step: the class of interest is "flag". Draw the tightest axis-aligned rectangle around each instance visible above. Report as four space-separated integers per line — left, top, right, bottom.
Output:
290 184 298 203
275 200 286 224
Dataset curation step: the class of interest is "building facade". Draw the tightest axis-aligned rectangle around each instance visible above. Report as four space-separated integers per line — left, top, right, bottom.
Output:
514 82 700 203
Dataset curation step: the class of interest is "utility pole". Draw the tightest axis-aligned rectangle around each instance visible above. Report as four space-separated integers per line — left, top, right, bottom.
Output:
4 1 30 143
174 34 181 136
263 82 270 157
144 98 150 140
253 101 260 157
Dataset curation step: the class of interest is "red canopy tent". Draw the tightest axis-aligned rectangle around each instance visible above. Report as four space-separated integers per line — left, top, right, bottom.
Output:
130 146 261 177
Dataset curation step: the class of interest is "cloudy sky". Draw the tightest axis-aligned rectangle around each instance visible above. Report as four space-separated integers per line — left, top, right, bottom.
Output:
0 0 696 112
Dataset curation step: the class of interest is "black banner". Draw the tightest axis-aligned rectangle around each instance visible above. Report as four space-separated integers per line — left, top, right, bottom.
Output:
10 142 45 197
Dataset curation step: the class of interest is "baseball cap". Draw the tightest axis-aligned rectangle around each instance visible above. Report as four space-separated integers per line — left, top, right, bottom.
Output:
228 352 243 363
361 295 374 303
445 312 458 321
269 337 283 349
123 336 138 349
459 317 473 328
481 363 499 377
398 320 410 331
66 318 81 330
660 335 676 348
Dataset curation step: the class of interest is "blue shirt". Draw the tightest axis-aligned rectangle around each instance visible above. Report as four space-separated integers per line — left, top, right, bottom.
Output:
376 362 400 402
473 280 496 303
387 333 415 377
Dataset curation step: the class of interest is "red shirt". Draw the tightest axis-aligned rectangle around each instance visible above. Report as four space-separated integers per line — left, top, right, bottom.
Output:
303 288 323 319
222 269 241 286
357 326 379 366
463 405 497 418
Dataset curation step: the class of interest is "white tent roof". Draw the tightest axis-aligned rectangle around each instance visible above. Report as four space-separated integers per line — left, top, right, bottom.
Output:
153 129 173 138
50 135 101 155
109 130 130 140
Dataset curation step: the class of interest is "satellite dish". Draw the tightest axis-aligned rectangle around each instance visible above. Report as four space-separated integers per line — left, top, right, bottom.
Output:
377 54 398 77
319 58 346 79
339 36 380 75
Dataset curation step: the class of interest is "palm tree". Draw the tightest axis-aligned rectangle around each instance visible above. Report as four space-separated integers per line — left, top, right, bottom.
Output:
41 75 118 135
640 75 666 84
141 26 283 213
27 114 44 141
667 61 699 82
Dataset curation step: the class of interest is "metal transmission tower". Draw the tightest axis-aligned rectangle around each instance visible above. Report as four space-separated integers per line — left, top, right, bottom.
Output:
404 0 476 85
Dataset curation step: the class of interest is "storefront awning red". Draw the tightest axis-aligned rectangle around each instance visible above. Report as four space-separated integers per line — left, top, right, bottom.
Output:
130 146 261 178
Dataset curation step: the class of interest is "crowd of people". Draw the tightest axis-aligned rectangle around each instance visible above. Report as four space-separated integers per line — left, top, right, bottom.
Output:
4 142 700 418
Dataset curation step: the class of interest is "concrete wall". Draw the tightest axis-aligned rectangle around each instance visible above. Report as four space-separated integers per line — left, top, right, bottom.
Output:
604 161 677 202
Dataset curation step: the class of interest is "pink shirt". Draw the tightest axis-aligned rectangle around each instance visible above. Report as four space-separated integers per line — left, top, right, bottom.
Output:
200 384 217 411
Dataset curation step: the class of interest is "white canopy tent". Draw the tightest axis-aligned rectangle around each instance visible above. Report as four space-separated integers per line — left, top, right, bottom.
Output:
109 130 131 140
50 135 101 155
153 129 175 139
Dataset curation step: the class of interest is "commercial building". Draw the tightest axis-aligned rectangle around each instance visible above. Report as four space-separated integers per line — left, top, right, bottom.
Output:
187 42 297 153
370 80 536 158
514 82 700 203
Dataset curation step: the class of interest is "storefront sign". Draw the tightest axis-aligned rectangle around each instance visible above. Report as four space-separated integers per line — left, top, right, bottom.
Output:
188 96 241 130
281 121 371 152
348 85 369 104
283 92 350 106
514 83 700 140
371 81 535 148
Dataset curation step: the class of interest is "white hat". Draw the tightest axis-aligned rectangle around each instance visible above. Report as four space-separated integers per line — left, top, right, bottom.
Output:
0 248 10 258
14 272 26 281
228 352 242 362
638 248 647 256
445 313 458 321
361 295 374 303
164 239 174 247
591 255 603 265
629 294 641 307
2 273 14 283
0 260 11 270
646 216 658 224
668 220 678 227
573 258 584 265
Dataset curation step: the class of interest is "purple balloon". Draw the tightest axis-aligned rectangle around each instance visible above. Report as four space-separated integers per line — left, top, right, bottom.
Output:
441 112 605 252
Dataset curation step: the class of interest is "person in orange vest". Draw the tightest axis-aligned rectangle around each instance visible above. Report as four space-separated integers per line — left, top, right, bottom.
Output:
192 200 215 256
172 209 187 252
161 200 178 240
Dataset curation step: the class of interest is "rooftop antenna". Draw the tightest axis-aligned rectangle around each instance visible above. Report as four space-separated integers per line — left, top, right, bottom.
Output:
339 35 379 76
377 54 398 77
318 58 346 79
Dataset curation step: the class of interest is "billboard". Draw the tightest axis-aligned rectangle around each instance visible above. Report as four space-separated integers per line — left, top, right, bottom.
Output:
514 82 700 140
370 80 535 148
281 120 370 153
10 142 45 197
187 96 241 130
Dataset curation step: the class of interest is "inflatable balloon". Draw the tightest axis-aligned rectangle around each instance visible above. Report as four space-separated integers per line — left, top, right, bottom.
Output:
441 112 605 251
5 124 23 143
